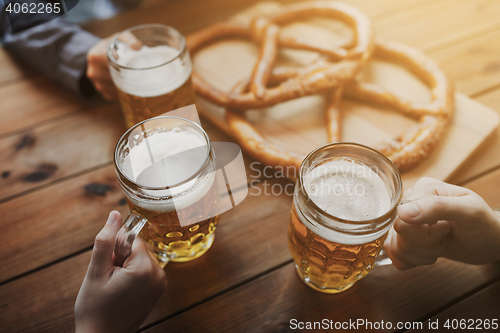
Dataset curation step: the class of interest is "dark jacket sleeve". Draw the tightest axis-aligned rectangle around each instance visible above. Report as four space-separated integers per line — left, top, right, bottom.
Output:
0 0 100 96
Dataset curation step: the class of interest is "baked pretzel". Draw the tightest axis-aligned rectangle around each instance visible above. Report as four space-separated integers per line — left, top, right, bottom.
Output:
187 1 374 109
189 1 454 173
225 80 342 171
225 81 304 170
344 40 453 171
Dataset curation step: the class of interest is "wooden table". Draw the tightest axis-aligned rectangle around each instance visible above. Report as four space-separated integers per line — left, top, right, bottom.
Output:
1 0 500 332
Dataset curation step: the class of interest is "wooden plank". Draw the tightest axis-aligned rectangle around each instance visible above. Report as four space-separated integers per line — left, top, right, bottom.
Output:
375 0 500 52
0 77 96 138
406 281 500 332
0 49 33 85
430 29 500 97
0 165 128 284
0 102 263 203
145 261 499 332
0 104 126 201
463 167 500 208
0 178 293 331
448 89 500 185
0 252 90 333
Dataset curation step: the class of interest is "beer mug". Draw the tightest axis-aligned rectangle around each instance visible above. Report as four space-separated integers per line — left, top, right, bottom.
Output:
113 116 219 266
107 24 195 128
289 142 402 293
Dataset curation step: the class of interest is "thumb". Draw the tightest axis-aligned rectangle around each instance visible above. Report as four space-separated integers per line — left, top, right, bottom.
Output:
398 195 476 225
88 211 123 276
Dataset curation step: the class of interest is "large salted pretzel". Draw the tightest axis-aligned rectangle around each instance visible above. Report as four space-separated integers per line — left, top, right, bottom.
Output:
187 1 374 109
187 1 454 172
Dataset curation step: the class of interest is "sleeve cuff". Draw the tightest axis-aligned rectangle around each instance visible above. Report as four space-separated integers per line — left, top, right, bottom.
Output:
58 29 101 96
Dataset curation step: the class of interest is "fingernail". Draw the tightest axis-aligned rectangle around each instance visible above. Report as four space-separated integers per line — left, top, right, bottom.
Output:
401 203 420 218
106 212 117 224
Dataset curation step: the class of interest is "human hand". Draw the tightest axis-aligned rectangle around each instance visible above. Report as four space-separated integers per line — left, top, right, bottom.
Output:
86 35 118 100
86 32 141 100
75 211 167 333
384 177 500 270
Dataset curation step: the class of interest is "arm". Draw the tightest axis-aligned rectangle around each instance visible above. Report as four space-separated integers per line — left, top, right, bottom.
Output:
0 0 99 95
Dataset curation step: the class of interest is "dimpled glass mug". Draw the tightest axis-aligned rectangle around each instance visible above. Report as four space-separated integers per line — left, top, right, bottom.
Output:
288 142 402 293
108 24 195 128
113 116 219 267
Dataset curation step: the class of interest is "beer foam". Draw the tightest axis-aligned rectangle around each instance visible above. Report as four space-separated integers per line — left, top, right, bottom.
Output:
121 128 214 212
305 159 391 221
298 159 393 244
110 45 192 97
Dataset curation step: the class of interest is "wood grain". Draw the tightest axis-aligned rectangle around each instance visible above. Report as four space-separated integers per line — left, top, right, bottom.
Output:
0 107 264 204
2 164 498 332
0 178 293 331
406 281 500 332
449 89 500 185
0 104 126 201
375 0 500 52
0 165 128 284
0 252 90 333
430 29 500 97
464 166 500 208
0 49 33 85
82 0 445 38
145 261 500 332
0 77 97 138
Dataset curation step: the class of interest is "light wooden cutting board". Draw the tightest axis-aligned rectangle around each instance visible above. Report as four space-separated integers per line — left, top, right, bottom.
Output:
192 2 499 189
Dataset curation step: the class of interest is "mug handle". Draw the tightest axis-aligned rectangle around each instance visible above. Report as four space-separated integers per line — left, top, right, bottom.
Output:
114 209 148 266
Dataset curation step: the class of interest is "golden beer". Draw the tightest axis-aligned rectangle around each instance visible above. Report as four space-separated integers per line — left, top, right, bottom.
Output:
289 143 402 293
289 204 387 293
108 24 195 128
126 178 219 262
117 77 195 128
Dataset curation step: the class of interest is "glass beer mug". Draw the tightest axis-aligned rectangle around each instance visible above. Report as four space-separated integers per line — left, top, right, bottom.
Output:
288 142 402 293
108 24 195 128
113 116 219 266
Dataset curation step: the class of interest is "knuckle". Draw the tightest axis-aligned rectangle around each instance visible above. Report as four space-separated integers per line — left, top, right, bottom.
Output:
393 219 404 234
87 52 99 63
468 195 489 217
87 67 97 80
415 177 443 191
415 177 434 187
132 265 155 281
427 196 447 213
